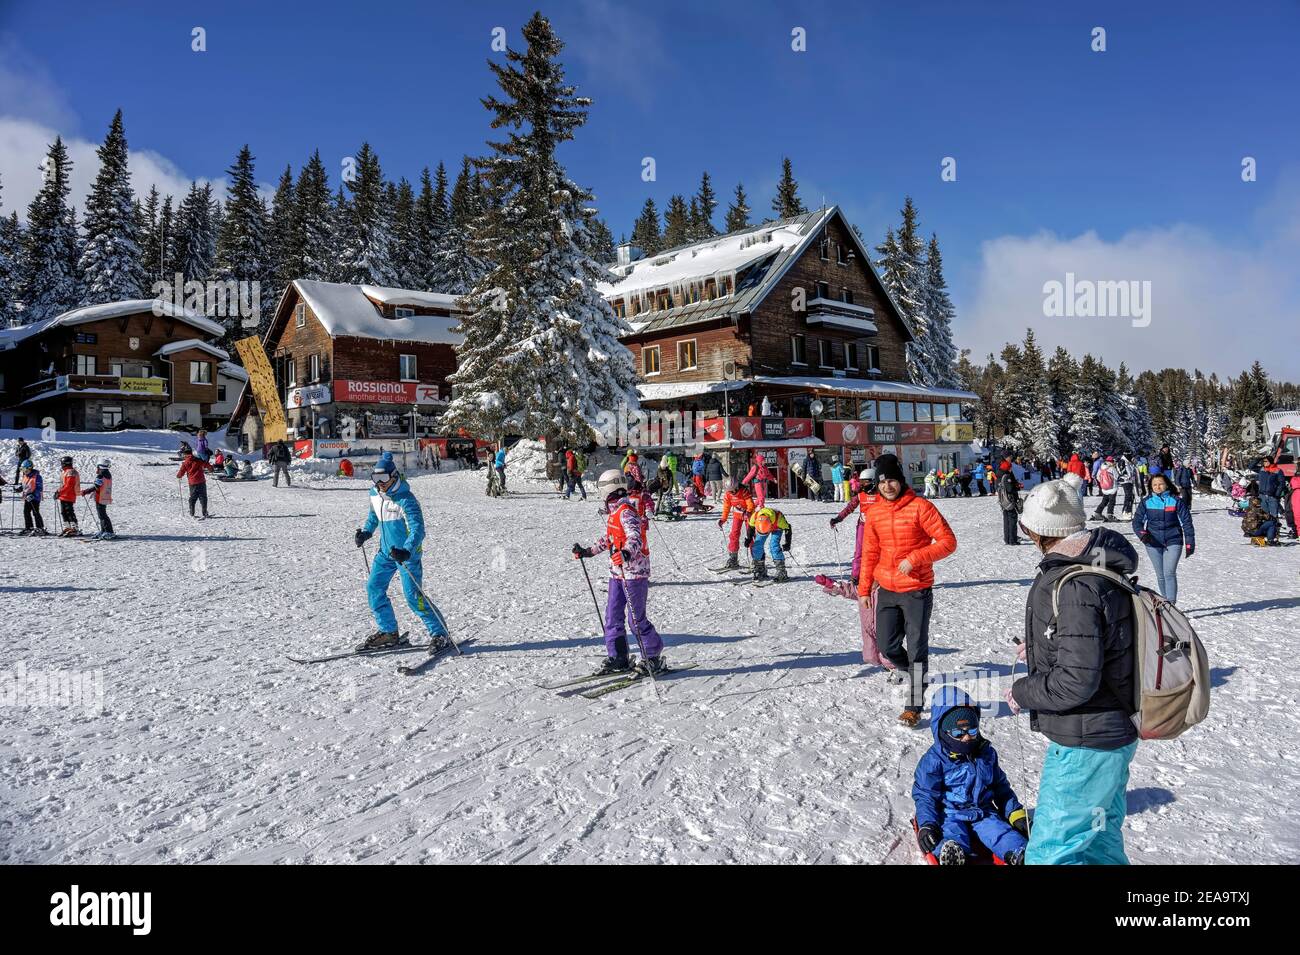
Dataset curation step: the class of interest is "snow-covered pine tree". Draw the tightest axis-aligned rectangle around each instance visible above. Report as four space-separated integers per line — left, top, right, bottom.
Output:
294 152 333 281
725 182 751 233
771 157 806 219
0 176 23 326
442 12 639 446
630 198 661 255
992 342 1027 454
336 142 398 286
137 185 163 285
662 194 689 248
1069 355 1120 453
79 110 145 305
585 216 616 263
414 165 448 289
876 202 931 385
1007 330 1058 458
432 157 488 295
326 186 349 282
691 171 718 240
215 145 271 334
20 137 80 323
265 165 296 313
172 182 217 287
155 195 176 280
1046 345 1077 455
921 233 958 388
389 178 417 288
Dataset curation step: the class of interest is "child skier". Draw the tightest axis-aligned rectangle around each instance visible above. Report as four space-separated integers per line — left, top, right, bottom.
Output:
353 454 452 652
19 460 46 536
572 470 664 676
56 456 81 536
81 459 114 539
741 451 772 507
912 686 1029 865
747 504 792 582
716 478 756 570
177 447 209 519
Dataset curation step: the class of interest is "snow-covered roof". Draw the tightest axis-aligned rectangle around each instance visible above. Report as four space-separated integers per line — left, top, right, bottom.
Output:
294 280 462 344
753 375 978 401
637 380 746 402
360 285 460 311
218 361 249 382
155 339 230 360
0 298 225 350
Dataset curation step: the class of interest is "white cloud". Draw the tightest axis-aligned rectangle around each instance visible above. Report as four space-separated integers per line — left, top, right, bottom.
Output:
959 176 1300 381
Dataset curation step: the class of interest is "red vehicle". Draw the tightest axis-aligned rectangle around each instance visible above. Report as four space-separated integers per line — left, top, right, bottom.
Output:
1269 425 1299 478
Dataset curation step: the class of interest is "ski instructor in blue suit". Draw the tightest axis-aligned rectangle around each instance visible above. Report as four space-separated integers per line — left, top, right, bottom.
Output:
354 453 451 652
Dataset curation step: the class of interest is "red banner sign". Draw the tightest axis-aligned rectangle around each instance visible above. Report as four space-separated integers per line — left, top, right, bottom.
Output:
333 380 440 405
699 416 813 442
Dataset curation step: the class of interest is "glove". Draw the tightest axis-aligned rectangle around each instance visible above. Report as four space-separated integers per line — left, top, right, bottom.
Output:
781 532 792 552
354 529 372 548
743 529 755 549
389 547 410 563
717 518 725 528
1185 542 1194 558
572 543 587 559
1139 530 1154 546
1004 687 1022 715
1008 808 1030 836
829 516 841 528
916 823 942 855
620 548 633 565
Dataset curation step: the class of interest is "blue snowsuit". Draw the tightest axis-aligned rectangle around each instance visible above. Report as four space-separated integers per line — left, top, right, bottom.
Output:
912 687 1027 859
361 475 447 638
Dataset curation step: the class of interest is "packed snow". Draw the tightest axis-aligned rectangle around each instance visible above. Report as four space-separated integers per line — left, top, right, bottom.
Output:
1 430 1296 863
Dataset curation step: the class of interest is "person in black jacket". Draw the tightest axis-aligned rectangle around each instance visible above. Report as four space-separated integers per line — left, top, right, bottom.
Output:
270 440 292 487
996 459 1021 544
1007 479 1139 865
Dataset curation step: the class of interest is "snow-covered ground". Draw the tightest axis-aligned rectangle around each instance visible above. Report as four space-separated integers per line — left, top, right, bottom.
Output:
1 431 1296 863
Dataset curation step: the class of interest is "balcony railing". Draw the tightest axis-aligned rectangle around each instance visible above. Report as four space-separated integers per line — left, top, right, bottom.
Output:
20 374 169 402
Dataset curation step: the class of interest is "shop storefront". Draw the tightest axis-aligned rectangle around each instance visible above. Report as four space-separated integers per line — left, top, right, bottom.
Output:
820 419 976 488
698 416 821 498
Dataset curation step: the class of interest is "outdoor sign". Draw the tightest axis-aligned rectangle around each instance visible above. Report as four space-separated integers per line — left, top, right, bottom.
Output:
333 380 440 405
287 384 332 408
822 420 871 446
868 422 898 444
118 376 165 395
898 423 935 443
700 416 814 442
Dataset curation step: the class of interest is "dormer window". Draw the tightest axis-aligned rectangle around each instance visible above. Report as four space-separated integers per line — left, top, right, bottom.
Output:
295 303 306 327
395 307 415 319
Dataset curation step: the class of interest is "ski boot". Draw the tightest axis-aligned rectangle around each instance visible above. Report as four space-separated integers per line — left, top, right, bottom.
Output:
937 841 967 866
634 655 668 677
597 654 632 675
752 557 768 582
32 527 48 536
359 630 402 651
772 562 789 583
723 552 740 571
427 633 454 655
1003 847 1026 865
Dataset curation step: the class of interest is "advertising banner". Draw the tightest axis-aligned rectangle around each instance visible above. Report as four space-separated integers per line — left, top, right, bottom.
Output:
333 380 441 405
700 417 814 442
287 384 332 408
119 376 166 395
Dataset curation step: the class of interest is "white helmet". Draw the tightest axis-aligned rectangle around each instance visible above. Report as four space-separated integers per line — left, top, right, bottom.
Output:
859 468 876 481
597 468 626 492
97 458 111 469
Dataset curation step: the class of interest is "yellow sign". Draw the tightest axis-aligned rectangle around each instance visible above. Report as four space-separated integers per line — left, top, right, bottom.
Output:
233 335 287 443
119 376 166 395
936 422 975 443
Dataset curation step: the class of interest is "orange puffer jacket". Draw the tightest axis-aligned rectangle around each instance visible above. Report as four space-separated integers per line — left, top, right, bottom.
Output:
857 489 957 595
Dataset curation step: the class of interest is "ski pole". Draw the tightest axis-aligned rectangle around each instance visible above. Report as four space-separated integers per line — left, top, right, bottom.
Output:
647 515 682 573
612 555 659 700
831 524 846 582
394 558 459 654
360 537 371 575
576 552 606 633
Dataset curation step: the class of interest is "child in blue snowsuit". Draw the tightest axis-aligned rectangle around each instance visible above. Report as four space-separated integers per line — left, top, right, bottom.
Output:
913 687 1029 865
353 454 450 651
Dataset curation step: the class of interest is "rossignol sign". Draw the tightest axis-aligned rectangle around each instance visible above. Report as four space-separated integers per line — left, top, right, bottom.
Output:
332 380 440 404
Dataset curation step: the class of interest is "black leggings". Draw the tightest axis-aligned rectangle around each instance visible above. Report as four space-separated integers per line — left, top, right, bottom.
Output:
60 500 77 524
24 501 44 530
875 587 933 710
189 484 209 516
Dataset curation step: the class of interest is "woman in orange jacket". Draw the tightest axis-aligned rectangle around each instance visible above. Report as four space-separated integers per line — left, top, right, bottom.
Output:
857 453 958 726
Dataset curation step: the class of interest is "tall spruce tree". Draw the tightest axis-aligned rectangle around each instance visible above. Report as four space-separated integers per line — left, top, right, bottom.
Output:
389 178 417 288
138 185 163 284
1006 329 1058 458
0 176 23 326
662 194 690 248
20 137 80 323
79 110 145 304
876 203 929 385
690 171 718 239
433 156 488 294
724 182 751 233
585 216 616 262
336 142 398 286
294 151 333 281
630 197 661 254
1047 345 1078 454
920 234 959 388
414 165 448 289
442 12 639 445
171 182 217 286
265 164 297 312
215 145 271 333
771 157 805 219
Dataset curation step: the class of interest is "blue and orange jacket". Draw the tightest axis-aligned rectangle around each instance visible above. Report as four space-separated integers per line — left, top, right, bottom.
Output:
1132 490 1194 549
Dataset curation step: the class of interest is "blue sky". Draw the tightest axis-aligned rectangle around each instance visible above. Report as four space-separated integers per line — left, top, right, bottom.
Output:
2 0 1298 377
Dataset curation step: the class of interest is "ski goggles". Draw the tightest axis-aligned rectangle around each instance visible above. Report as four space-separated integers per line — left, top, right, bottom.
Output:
945 725 979 738
371 470 394 484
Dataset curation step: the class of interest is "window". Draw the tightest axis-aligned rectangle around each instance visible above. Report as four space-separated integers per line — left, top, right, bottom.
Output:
102 407 123 428
310 354 321 382
916 402 932 422
818 339 833 368
791 334 807 365
657 290 672 311
75 354 97 376
287 359 296 387
613 299 626 318
139 366 152 378
816 281 830 300
110 362 123 377
858 399 876 421
865 345 881 371
295 303 306 327
844 342 859 370
399 354 417 381
395 307 415 319
878 400 897 422
820 239 830 261
218 384 227 402
898 401 915 422
837 243 848 266
677 339 698 371
642 346 661 376
842 288 854 305
190 361 212 384
948 402 962 421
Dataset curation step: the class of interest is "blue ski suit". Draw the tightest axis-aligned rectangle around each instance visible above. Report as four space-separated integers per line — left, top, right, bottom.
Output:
912 687 1028 859
361 475 447 638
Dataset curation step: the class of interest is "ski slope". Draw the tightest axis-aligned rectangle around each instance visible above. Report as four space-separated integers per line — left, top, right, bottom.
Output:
1 432 1296 864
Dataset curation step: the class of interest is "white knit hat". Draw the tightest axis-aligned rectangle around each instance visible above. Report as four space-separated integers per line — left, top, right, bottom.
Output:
1060 471 1083 492
1019 479 1086 538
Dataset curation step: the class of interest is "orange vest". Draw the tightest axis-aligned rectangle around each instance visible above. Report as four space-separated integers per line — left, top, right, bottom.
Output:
93 475 112 504
606 502 633 565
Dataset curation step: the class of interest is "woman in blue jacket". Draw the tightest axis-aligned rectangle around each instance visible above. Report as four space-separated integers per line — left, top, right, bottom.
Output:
1131 469 1195 603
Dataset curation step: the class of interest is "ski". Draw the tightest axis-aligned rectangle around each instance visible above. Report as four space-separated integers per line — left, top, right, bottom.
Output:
579 663 699 700
397 642 456 676
537 668 634 691
287 632 413 665
707 563 744 574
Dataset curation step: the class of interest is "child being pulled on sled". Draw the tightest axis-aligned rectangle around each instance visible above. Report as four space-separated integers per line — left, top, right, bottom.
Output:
912 686 1029 866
